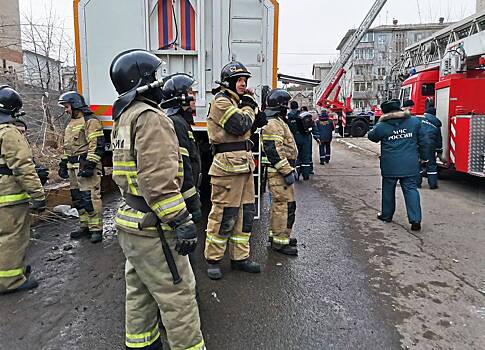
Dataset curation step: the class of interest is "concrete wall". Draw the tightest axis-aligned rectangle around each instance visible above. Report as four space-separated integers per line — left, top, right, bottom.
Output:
478 0 485 12
0 0 22 66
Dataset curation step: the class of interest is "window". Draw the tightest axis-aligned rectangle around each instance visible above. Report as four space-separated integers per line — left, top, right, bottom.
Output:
355 65 371 76
367 82 373 90
377 67 386 76
361 32 374 43
378 34 386 45
421 83 435 96
414 33 424 43
354 82 372 92
354 48 374 60
399 86 412 103
377 84 385 92
379 51 387 60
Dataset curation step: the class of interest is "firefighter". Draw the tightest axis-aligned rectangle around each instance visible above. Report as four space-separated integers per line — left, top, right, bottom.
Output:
368 99 428 231
418 106 442 189
313 110 334 165
0 85 45 294
288 101 313 180
204 60 267 280
57 92 105 243
261 89 298 256
109 49 204 350
161 73 202 223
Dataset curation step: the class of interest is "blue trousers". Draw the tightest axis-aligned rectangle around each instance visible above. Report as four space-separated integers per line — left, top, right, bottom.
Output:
295 133 312 179
319 141 331 163
381 176 422 224
418 152 438 189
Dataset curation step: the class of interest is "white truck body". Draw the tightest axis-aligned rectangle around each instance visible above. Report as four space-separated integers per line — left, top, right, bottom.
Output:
74 0 279 131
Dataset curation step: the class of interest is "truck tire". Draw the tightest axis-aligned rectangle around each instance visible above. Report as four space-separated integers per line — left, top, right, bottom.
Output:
350 119 368 137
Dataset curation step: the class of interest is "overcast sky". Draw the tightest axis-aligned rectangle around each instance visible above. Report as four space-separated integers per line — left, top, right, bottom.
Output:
20 0 477 77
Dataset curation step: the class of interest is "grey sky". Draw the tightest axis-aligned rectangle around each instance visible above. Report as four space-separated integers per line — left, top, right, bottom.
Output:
20 0 477 77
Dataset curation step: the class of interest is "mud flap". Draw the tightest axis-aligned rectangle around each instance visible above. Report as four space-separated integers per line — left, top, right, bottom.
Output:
219 207 239 237
242 203 255 233
287 201 296 229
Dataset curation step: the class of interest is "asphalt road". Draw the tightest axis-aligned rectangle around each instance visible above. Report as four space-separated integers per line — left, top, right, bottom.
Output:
0 137 483 350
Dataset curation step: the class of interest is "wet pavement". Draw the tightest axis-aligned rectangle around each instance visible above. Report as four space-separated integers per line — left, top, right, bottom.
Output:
1 138 484 349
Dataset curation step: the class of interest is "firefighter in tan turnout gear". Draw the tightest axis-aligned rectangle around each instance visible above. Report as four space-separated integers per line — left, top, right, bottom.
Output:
261 89 299 256
204 61 268 280
58 92 105 243
109 49 204 350
0 85 46 294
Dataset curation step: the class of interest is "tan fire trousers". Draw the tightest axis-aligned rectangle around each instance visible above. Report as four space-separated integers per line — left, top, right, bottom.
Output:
0 203 31 292
205 172 256 261
68 164 103 232
268 173 296 246
117 229 205 350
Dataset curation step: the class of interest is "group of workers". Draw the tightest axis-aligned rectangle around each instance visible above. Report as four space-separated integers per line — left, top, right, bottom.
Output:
0 48 443 349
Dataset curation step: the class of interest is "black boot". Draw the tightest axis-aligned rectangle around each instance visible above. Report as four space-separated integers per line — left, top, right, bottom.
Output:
269 236 297 246
410 222 421 231
90 230 103 243
271 244 298 256
377 213 392 222
126 337 163 350
230 259 261 273
0 278 38 295
207 260 223 280
70 227 90 239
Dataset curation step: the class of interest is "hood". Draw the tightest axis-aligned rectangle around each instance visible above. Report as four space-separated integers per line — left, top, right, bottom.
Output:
378 110 410 122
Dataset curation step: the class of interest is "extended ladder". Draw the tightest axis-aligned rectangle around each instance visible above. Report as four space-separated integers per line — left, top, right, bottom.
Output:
313 0 388 106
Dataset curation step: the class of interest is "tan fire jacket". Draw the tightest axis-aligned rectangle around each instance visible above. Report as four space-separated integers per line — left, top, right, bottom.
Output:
207 87 256 176
112 98 187 236
262 114 298 176
63 110 104 164
0 124 45 207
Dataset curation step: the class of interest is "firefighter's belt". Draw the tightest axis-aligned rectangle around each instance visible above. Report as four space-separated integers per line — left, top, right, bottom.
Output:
68 154 87 164
212 140 253 154
0 165 12 175
125 193 152 213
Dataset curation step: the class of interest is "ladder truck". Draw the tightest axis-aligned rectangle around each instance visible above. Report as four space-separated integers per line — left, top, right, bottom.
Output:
313 0 388 137
398 10 485 177
73 0 280 217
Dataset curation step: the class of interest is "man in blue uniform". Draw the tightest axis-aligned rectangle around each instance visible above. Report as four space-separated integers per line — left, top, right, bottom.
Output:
368 99 428 231
418 106 442 189
313 110 334 164
287 101 313 180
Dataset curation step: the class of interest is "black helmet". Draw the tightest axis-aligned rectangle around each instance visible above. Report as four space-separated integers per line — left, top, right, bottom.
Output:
0 85 22 116
110 49 162 95
266 89 291 109
161 73 195 102
58 91 88 109
219 61 251 85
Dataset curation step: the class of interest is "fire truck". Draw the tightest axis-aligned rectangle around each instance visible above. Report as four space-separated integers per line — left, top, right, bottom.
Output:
398 10 485 177
73 0 280 216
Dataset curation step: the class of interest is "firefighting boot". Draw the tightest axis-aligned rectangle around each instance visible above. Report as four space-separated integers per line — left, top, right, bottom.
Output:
269 236 297 247
126 338 163 350
207 260 223 280
0 278 39 295
70 227 90 239
271 243 298 256
90 230 103 244
230 259 261 273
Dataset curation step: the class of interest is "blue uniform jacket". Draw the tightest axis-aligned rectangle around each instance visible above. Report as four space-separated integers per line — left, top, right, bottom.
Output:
313 119 334 142
423 113 443 152
368 111 428 177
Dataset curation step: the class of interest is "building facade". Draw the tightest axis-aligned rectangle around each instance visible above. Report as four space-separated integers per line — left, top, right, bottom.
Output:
0 0 23 85
312 62 332 82
478 0 485 12
337 20 450 111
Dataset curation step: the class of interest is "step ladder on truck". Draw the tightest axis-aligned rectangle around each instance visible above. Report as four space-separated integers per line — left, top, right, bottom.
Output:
313 0 388 137
397 10 485 177
73 0 280 218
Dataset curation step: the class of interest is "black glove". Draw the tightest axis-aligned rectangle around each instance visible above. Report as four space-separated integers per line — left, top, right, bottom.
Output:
253 111 268 129
35 164 49 185
283 172 296 186
58 159 69 179
31 198 46 213
78 161 97 178
239 94 258 110
174 219 197 256
191 209 203 224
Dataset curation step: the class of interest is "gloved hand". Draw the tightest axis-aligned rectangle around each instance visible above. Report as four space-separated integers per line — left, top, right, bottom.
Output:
174 219 197 256
191 209 203 223
78 161 97 178
31 198 46 213
35 164 49 185
253 111 268 128
239 94 258 110
58 159 69 179
283 172 296 186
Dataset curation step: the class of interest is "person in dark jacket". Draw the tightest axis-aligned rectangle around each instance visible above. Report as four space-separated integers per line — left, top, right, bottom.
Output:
368 99 428 231
417 106 442 189
313 110 334 164
287 101 313 180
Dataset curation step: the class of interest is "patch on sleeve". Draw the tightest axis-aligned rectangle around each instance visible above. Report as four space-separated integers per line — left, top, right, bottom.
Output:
112 125 131 150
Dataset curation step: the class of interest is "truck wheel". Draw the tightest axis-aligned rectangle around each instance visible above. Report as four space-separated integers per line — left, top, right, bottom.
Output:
350 120 368 137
